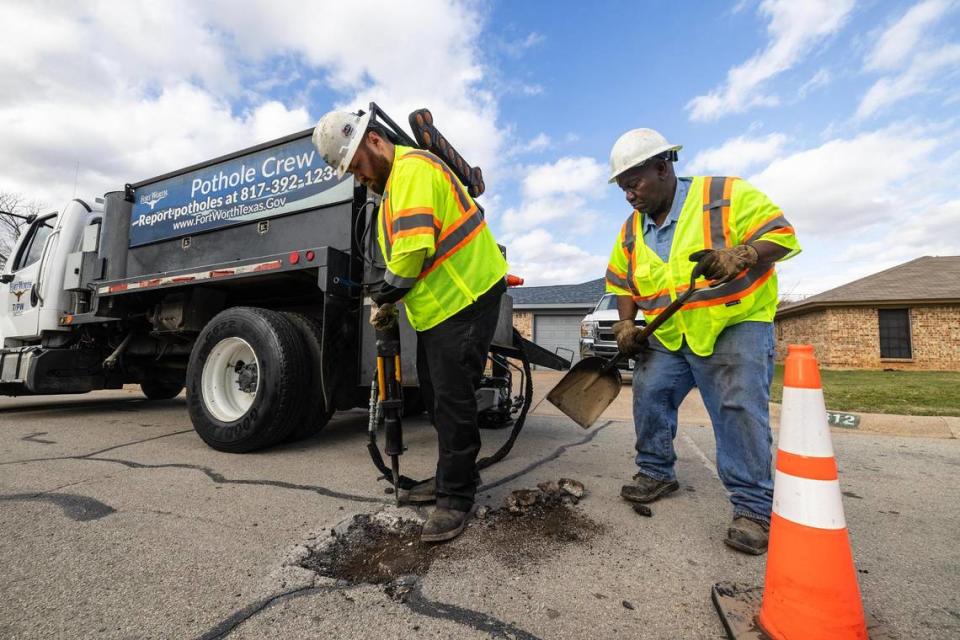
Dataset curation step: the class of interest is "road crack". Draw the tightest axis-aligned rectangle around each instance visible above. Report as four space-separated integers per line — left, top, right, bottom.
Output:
480 419 613 491
0 429 195 466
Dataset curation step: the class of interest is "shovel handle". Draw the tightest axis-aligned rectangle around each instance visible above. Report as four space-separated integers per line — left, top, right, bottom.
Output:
601 270 732 373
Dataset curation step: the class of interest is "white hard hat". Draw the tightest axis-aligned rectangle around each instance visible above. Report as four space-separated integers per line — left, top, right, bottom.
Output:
312 110 373 179
608 128 682 184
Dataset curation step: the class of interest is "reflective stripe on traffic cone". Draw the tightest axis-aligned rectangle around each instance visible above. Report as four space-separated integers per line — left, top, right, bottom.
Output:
757 344 868 640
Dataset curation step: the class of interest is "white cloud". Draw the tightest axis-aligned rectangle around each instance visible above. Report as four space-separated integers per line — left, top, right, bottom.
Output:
686 0 854 121
502 31 546 57
748 126 941 235
513 133 552 155
521 157 606 200
505 229 608 286
797 68 832 98
857 1 960 119
497 156 612 284
686 133 789 175
747 123 960 295
0 0 504 206
864 0 956 71
857 43 960 119
500 156 607 233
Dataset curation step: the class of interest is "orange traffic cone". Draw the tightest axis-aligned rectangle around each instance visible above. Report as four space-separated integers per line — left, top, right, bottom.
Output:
756 344 867 639
712 345 886 639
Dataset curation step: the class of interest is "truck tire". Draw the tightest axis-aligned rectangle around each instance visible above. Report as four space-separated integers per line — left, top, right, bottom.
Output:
186 307 310 453
140 379 184 400
281 312 335 441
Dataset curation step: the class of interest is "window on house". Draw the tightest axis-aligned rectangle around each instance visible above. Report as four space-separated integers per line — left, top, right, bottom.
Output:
878 308 912 359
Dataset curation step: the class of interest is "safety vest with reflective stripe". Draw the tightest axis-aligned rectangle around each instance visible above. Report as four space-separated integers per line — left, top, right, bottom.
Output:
377 146 507 331
605 176 800 356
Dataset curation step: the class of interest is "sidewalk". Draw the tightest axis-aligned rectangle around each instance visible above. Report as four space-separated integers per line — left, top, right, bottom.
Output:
530 370 959 439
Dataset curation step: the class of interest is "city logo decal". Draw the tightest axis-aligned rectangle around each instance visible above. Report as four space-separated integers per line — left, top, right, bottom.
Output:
140 189 169 210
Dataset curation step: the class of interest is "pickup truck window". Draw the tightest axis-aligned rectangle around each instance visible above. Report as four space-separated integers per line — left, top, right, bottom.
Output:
13 214 57 272
594 294 618 312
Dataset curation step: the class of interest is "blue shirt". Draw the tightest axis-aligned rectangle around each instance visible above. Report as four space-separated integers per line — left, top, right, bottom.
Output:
641 177 691 262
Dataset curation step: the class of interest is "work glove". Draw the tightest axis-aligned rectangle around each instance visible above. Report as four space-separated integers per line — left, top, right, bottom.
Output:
612 319 647 358
370 302 398 331
689 244 759 282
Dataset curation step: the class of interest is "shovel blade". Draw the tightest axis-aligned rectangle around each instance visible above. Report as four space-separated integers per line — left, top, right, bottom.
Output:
546 356 623 428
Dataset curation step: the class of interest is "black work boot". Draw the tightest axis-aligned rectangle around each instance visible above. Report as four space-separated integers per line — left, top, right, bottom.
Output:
724 516 770 555
420 507 471 543
398 478 436 504
620 473 680 504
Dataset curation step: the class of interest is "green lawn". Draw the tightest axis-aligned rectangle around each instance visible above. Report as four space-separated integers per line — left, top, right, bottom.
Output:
770 366 960 416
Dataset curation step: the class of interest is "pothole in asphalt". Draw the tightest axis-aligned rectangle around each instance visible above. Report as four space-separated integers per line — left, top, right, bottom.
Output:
467 479 603 569
294 478 603 585
299 513 441 584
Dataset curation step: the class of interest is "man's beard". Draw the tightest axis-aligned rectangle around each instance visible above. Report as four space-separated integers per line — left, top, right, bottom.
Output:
368 152 393 195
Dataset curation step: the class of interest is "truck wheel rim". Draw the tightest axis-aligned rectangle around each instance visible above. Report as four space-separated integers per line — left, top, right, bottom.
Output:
201 337 259 423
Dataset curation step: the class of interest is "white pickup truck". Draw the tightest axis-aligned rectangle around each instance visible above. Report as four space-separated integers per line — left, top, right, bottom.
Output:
579 293 642 372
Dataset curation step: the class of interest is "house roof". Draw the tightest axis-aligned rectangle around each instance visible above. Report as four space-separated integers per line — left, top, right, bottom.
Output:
777 256 960 318
509 278 606 309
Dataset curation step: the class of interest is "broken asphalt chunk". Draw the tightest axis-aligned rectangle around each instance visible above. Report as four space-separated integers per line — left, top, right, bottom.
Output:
558 478 585 499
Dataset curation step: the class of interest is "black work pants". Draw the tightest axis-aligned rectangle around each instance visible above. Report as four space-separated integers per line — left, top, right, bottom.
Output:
416 280 505 511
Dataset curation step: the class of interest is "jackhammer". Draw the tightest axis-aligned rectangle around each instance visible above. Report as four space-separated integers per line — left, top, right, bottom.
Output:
366 314 423 504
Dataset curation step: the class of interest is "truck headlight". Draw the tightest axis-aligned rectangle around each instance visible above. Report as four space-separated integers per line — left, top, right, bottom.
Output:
580 321 598 338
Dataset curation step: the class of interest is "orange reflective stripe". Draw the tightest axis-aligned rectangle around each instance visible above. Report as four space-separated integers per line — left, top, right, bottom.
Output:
776 449 838 481
606 267 629 290
383 188 395 245
683 266 774 310
420 219 487 278
394 227 435 239
703 176 733 249
380 194 392 260
394 206 435 219
744 212 794 243
402 151 476 216
633 293 672 312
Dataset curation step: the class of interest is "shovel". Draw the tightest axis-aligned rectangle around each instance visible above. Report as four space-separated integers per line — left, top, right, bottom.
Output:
546 271 725 428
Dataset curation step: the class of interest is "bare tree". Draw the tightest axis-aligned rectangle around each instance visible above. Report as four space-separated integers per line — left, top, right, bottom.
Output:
0 191 44 270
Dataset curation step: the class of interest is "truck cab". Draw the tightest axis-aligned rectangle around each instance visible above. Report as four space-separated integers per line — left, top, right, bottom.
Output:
579 293 642 372
1 199 103 347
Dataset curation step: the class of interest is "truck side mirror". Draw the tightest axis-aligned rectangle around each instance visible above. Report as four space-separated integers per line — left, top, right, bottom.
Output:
0 274 13 284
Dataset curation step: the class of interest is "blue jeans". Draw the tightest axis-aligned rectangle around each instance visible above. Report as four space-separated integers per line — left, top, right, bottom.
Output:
631 321 775 522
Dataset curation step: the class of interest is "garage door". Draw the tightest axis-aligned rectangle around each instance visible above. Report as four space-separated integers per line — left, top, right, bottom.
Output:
534 314 583 368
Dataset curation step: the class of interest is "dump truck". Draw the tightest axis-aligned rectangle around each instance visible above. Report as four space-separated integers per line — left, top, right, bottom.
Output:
0 104 568 453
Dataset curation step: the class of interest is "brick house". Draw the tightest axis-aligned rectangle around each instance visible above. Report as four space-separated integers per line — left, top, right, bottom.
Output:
775 256 960 370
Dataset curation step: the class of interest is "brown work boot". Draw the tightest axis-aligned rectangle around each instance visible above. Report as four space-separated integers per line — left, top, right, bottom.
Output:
724 516 769 555
620 473 679 504
398 478 436 504
420 507 471 543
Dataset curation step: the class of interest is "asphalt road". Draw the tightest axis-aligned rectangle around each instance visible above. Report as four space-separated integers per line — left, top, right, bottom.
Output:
1 387 957 639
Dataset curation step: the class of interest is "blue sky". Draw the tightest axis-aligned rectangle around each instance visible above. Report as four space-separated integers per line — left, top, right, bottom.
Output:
2 0 959 295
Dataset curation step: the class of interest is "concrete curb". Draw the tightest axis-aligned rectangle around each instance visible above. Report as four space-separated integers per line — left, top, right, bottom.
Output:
769 403 957 439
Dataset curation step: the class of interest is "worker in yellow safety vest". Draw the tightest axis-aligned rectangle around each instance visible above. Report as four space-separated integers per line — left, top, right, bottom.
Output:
605 128 800 555
313 110 508 543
